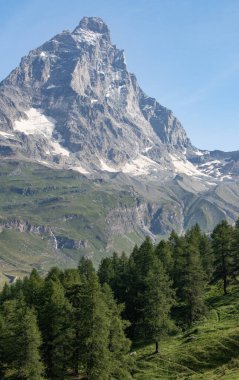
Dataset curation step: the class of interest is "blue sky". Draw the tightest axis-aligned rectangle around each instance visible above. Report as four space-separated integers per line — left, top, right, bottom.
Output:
1 0 239 151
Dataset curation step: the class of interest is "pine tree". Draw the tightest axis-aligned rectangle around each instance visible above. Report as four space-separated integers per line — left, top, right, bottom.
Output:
0 299 45 379
61 269 82 375
0 313 6 378
155 239 173 274
211 220 234 294
125 238 156 338
98 256 115 285
199 233 214 281
186 225 214 281
102 284 133 379
22 268 44 308
231 219 239 278
169 231 187 299
0 282 11 305
182 241 207 325
18 308 45 380
40 278 73 379
140 258 175 353
76 258 111 380
134 237 155 275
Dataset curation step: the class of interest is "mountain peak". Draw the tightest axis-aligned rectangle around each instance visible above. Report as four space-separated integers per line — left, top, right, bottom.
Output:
73 16 110 41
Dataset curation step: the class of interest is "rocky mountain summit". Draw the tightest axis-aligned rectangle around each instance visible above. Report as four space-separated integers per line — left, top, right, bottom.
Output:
1 16 237 181
0 17 239 278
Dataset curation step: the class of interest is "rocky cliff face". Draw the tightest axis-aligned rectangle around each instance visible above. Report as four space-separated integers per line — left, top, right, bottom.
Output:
0 16 201 177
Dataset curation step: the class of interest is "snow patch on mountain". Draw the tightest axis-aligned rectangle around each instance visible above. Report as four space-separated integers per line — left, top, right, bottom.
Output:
122 155 160 176
72 166 90 175
169 154 207 177
14 108 54 138
14 108 70 157
0 131 15 138
98 155 160 176
99 159 118 172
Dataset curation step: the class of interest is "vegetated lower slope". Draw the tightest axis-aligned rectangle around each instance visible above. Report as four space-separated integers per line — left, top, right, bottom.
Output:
1 221 239 379
0 160 137 282
1 159 239 283
134 286 239 379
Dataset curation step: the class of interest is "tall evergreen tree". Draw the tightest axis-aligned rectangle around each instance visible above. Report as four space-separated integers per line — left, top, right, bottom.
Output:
211 220 234 294
77 258 111 380
18 308 45 380
102 284 133 379
0 299 45 379
199 233 214 281
182 242 207 325
140 258 175 353
40 278 73 379
155 239 173 274
169 231 187 299
231 218 239 278
61 269 82 375
22 268 44 308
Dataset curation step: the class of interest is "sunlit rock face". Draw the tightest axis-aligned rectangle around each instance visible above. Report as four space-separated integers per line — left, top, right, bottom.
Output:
0 16 238 181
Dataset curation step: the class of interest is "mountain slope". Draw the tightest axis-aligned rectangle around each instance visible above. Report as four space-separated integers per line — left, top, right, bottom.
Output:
0 16 223 178
0 17 239 279
134 286 239 379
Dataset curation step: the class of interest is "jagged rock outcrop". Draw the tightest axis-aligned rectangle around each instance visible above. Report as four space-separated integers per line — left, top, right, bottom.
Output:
0 16 200 177
0 218 87 251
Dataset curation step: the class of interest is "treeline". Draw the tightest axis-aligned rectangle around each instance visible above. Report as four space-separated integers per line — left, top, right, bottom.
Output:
0 220 239 379
98 220 239 346
0 260 133 380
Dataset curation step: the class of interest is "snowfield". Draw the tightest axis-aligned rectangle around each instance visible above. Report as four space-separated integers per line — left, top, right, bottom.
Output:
14 108 70 157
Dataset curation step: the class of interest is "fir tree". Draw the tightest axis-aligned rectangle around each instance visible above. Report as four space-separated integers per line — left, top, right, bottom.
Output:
182 242 207 325
77 258 111 380
155 239 173 274
211 220 234 294
231 218 239 278
0 299 45 379
18 308 45 380
102 284 133 379
40 278 73 379
141 258 175 353
169 231 187 300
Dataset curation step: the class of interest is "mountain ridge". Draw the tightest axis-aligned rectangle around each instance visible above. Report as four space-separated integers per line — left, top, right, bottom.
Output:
0 16 208 178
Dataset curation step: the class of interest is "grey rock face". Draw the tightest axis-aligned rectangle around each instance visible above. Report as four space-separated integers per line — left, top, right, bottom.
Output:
0 16 200 177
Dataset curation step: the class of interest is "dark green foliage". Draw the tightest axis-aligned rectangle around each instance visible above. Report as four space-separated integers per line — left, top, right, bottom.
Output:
181 240 207 325
169 230 188 299
155 239 173 274
211 220 234 294
102 284 133 379
0 299 45 379
141 258 175 352
17 308 45 379
1 219 239 378
231 218 239 278
76 258 111 379
199 233 214 281
40 278 73 379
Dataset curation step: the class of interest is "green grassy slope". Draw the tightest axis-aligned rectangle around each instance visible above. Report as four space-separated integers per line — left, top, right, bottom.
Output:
134 286 239 379
0 160 137 279
1 159 239 282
